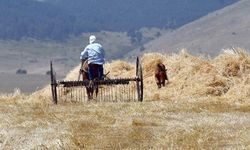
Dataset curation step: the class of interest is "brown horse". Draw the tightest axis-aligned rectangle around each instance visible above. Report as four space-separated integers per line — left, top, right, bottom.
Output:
155 63 169 88
78 59 99 100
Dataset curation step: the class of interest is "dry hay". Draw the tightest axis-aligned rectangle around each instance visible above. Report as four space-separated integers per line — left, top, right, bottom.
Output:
32 47 250 104
1 48 250 149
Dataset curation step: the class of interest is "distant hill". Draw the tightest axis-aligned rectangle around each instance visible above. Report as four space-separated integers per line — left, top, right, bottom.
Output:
0 0 238 41
141 0 250 57
0 0 75 40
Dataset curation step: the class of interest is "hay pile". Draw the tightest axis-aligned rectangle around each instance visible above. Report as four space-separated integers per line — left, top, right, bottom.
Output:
56 48 250 104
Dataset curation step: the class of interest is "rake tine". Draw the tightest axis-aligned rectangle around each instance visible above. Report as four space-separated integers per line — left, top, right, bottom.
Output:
70 87 72 102
111 84 114 102
73 83 76 102
82 86 84 102
108 85 110 102
80 85 82 102
107 83 110 102
115 85 117 102
103 84 105 102
76 84 78 102
126 80 128 101
127 83 129 102
136 82 137 102
113 83 115 102
98 85 100 102
134 83 136 102
119 85 121 102
124 84 126 102
65 86 67 103
80 86 84 102
129 84 131 102
63 86 65 102
100 84 102 102
58 86 60 102
108 83 110 102
77 87 81 102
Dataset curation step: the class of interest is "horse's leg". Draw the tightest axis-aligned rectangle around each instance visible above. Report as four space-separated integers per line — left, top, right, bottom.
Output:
86 87 91 100
161 72 166 87
86 87 90 100
89 89 93 100
88 80 95 100
155 73 161 88
165 73 169 85
157 82 161 89
90 79 98 99
162 80 165 87
88 88 94 100
95 84 99 98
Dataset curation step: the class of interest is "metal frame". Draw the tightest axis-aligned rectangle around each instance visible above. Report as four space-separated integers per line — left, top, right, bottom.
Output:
50 57 143 104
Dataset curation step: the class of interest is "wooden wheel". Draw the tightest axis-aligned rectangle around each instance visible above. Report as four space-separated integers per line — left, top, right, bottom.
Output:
136 57 143 102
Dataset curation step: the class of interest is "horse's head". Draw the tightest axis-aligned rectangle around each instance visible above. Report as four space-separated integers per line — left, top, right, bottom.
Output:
78 59 89 81
81 59 88 72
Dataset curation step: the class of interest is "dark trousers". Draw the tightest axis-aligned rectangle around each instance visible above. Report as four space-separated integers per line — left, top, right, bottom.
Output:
88 64 104 80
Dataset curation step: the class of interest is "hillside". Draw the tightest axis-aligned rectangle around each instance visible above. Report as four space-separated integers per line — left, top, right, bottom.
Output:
140 0 250 57
0 73 50 93
0 0 238 40
0 31 134 75
0 49 250 149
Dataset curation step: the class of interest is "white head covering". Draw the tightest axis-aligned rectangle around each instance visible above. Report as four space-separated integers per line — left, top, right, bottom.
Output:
89 35 96 44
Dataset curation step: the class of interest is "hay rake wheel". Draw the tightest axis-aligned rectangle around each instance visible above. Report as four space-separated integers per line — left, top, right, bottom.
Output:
136 57 143 102
50 57 143 104
50 61 57 104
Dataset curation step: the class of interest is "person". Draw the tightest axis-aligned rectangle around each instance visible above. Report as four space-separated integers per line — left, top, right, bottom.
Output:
80 35 105 80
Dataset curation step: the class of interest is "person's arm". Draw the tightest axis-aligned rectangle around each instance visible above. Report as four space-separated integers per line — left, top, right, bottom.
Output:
102 46 105 63
80 47 88 60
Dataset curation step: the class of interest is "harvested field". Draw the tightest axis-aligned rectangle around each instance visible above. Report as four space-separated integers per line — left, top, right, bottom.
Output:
1 48 250 149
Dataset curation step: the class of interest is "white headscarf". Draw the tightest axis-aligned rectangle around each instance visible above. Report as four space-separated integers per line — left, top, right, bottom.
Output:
89 35 96 44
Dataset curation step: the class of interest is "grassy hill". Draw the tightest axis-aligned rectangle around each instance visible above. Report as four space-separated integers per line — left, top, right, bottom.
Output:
137 0 250 57
0 0 238 40
0 73 50 93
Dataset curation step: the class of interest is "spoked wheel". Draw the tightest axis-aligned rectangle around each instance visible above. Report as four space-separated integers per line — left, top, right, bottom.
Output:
136 57 143 102
50 61 58 104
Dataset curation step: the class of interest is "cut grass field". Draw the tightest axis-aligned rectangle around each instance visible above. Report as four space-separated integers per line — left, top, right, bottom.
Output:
0 49 250 149
1 97 249 149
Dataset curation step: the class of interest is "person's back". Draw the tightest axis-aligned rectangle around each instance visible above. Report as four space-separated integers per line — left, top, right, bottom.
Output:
80 35 105 80
83 43 105 65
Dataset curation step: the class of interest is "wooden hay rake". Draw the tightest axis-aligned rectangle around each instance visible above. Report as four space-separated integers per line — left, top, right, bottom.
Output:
50 57 143 104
